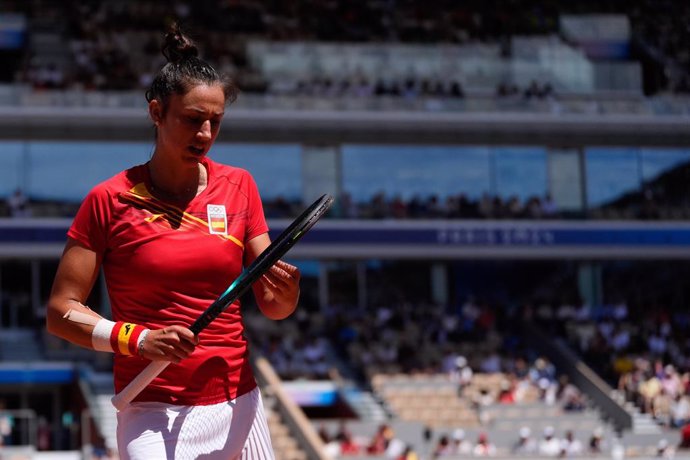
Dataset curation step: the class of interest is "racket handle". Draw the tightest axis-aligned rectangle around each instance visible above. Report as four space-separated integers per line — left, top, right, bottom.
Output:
111 360 170 410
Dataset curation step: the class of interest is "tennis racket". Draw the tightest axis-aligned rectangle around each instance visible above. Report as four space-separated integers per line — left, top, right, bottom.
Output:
111 193 334 410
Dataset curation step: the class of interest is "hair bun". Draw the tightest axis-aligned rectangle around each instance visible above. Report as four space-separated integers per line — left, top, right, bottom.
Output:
161 23 198 64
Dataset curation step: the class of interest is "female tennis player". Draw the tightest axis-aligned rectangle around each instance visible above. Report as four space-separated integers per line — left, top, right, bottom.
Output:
46 23 300 459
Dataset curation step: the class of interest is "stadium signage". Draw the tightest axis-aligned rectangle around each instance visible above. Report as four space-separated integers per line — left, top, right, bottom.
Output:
0 219 689 259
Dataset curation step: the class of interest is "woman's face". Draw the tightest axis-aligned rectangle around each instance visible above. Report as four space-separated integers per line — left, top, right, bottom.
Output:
150 83 226 166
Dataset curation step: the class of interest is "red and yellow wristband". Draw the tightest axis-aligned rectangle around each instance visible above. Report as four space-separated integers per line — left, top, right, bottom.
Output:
92 318 149 355
62 306 149 356
108 321 148 356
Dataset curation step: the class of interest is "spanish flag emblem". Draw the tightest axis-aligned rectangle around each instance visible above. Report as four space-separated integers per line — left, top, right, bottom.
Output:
207 204 227 235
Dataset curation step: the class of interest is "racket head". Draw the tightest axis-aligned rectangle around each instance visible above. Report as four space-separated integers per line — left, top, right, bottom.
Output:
251 193 334 269
190 193 333 333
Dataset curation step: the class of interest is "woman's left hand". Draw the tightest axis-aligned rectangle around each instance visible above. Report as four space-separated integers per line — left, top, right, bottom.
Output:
258 260 301 319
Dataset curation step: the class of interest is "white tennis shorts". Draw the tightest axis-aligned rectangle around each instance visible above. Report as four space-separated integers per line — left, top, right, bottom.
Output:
116 386 275 459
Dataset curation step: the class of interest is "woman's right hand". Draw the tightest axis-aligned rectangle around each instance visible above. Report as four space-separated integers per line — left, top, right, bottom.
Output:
139 325 198 363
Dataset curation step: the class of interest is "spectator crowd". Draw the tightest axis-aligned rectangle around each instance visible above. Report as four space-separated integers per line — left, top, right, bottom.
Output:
2 0 689 96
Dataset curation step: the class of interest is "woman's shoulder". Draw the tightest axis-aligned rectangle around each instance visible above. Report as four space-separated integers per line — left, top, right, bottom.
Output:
206 158 254 182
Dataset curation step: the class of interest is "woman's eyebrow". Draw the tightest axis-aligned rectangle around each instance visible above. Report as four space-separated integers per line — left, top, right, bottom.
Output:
186 107 225 117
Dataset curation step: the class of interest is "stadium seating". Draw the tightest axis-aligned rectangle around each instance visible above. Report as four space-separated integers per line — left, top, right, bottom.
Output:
1 2 690 459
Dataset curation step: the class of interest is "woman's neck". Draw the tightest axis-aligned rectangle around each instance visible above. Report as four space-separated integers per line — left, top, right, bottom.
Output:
147 156 207 201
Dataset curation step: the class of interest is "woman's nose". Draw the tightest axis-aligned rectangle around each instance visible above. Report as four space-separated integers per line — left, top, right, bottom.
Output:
197 120 212 140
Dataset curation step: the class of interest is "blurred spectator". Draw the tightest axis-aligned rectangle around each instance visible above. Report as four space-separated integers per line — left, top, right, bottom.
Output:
656 438 675 459
511 426 537 455
679 423 690 449
338 192 358 219
8 188 30 217
397 445 419 460
0 413 14 446
559 430 583 457
496 82 520 98
530 357 558 404
449 429 473 456
588 427 606 455
670 393 690 428
479 351 502 374
0 402 12 446
541 193 558 218
386 437 407 458
538 426 561 457
263 335 291 377
522 80 554 100
318 424 341 458
472 433 496 457
302 336 330 378
472 388 496 410
32 63 65 89
640 369 663 415
367 423 394 455
37 416 51 451
558 375 586 411
432 435 452 458
497 380 516 404
334 422 360 456
611 438 626 460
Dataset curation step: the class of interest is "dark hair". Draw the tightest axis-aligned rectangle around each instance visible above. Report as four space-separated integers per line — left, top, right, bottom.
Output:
145 23 238 110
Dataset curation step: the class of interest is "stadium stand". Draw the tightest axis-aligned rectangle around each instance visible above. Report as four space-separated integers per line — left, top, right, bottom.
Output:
3 0 689 95
1 1 690 459
2 0 690 220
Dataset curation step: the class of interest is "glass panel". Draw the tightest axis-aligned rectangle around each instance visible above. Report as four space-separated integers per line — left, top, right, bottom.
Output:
0 141 23 197
640 148 690 183
341 145 491 203
549 149 584 211
211 143 301 200
27 141 151 202
585 147 640 207
20 141 300 212
494 147 548 201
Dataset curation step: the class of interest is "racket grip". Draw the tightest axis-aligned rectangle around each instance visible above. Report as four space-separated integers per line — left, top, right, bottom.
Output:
111 360 170 410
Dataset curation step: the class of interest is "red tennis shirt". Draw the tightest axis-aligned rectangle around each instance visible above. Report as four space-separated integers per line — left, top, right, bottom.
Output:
68 157 268 405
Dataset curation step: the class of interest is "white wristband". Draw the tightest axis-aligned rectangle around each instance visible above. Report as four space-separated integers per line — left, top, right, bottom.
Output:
92 318 116 352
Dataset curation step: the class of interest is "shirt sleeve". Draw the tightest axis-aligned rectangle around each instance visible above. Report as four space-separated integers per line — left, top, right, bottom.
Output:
67 184 110 254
